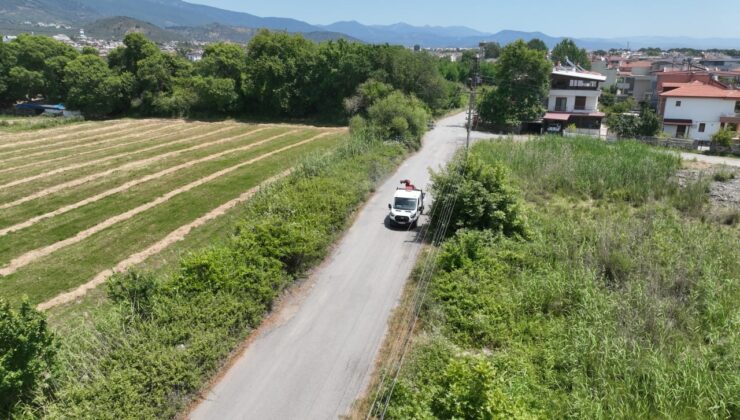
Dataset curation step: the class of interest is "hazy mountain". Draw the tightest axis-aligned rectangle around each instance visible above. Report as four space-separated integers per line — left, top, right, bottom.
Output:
1 0 738 50
0 0 319 32
85 16 184 42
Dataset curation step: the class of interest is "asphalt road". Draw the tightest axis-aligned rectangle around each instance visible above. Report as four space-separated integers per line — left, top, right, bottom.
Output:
190 112 489 419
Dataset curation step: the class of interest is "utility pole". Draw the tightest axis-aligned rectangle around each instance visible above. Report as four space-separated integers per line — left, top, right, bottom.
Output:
465 43 483 155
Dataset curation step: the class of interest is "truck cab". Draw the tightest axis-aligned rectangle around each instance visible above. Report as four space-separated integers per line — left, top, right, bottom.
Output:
388 180 425 228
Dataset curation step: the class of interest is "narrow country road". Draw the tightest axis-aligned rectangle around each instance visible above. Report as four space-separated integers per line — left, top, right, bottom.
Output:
190 112 489 419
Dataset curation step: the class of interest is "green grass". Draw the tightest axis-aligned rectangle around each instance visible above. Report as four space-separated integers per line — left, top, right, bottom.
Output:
474 135 683 204
378 135 740 419
0 120 164 158
0 125 288 206
0 116 86 133
713 166 736 182
0 122 202 176
0 130 329 268
0 128 300 230
0 126 340 305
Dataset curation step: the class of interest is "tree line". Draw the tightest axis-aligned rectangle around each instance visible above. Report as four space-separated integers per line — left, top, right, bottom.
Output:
0 31 464 121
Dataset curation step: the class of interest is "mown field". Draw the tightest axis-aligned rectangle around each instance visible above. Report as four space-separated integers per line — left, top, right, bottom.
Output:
0 119 345 308
1 117 409 418
374 136 739 419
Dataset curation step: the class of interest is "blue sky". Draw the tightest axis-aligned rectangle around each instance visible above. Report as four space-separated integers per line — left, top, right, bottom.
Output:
188 0 740 38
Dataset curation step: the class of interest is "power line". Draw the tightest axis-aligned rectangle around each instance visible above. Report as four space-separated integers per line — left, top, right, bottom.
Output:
369 43 484 420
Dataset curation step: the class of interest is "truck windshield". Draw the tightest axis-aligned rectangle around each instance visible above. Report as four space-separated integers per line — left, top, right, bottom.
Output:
394 197 417 211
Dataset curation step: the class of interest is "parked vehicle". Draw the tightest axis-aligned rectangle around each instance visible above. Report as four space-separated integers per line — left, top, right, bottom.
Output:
388 179 425 228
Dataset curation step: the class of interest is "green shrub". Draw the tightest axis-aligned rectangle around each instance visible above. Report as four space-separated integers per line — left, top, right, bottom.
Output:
712 128 734 147
0 299 57 416
429 154 528 239
713 168 736 182
366 91 430 149
107 271 158 320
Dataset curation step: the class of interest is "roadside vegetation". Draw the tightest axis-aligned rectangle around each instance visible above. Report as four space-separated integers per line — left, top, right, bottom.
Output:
374 136 739 419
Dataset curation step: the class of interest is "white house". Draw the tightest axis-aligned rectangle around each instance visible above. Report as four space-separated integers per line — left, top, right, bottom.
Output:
542 64 607 136
659 81 740 141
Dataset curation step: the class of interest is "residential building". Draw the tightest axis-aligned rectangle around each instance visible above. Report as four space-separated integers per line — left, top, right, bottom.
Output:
700 57 740 71
616 60 657 106
590 58 618 88
659 81 740 141
542 64 607 136
655 69 738 115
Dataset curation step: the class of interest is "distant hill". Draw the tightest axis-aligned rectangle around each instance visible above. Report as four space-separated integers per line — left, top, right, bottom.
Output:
1 0 738 50
167 23 359 44
85 16 183 42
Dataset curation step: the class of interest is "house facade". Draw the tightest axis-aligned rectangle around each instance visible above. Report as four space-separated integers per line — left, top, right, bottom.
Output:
660 82 740 141
542 65 607 136
616 61 657 106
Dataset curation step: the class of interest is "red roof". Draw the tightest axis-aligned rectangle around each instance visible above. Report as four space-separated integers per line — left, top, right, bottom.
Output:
659 82 740 99
622 61 653 69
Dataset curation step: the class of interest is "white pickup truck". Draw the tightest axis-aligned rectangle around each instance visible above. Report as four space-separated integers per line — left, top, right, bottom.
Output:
388 180 425 228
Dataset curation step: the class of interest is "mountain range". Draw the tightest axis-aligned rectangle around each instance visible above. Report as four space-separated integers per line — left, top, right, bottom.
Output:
0 0 738 50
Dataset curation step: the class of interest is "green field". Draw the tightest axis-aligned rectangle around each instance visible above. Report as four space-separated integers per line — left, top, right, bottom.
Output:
375 137 739 419
0 119 345 307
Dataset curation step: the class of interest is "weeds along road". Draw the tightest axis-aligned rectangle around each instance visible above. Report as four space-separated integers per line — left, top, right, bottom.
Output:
190 112 491 420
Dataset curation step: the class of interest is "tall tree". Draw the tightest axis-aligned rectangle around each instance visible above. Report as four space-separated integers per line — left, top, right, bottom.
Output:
108 33 158 75
551 38 591 69
526 38 548 53
482 42 501 59
242 30 319 116
64 55 133 118
198 42 246 84
477 40 551 129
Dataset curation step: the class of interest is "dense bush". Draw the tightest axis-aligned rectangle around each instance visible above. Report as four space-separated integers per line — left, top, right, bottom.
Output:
606 106 662 138
712 127 735 147
381 140 739 418
429 154 528 238
362 91 430 149
0 299 56 416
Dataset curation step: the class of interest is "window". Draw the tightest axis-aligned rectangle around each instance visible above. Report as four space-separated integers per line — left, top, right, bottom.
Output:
555 97 567 111
393 198 417 211
735 101 740 113
574 96 587 110
676 100 681 107
698 123 706 132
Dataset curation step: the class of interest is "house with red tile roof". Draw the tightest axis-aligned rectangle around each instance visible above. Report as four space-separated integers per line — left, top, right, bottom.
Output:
659 82 740 141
